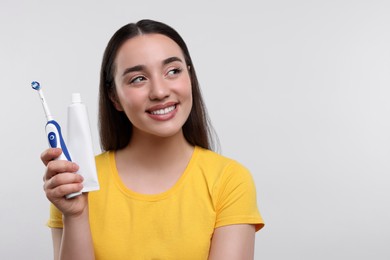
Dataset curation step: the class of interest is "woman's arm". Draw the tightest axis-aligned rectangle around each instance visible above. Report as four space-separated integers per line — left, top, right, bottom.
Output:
208 224 256 260
42 148 95 260
49 203 94 260
51 228 62 260
50 211 94 260
60 207 94 260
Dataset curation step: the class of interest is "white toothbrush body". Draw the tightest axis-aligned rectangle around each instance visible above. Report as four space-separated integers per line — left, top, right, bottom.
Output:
31 81 81 199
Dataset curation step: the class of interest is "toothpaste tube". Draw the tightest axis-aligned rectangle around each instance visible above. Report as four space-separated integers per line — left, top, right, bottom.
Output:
67 93 100 192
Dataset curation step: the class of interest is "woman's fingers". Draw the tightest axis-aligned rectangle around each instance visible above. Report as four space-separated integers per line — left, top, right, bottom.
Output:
46 181 84 200
44 159 79 181
40 148 88 217
42 154 82 200
45 172 83 190
41 148 62 166
44 172 84 201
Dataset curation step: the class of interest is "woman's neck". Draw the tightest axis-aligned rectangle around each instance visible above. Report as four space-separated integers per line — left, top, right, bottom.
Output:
118 129 194 168
114 130 194 194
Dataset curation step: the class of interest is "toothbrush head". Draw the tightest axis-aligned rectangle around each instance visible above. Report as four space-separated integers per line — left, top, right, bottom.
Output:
31 81 41 90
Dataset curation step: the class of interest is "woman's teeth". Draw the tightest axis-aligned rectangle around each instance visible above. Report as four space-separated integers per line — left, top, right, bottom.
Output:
150 105 176 115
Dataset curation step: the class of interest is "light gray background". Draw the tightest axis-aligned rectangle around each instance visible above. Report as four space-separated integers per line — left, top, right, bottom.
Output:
1 0 389 259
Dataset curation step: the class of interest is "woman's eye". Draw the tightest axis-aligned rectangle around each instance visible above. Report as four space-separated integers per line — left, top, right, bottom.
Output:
130 76 146 84
167 68 182 77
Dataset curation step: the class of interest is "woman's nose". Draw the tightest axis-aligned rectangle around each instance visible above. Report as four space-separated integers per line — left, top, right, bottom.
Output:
149 77 170 100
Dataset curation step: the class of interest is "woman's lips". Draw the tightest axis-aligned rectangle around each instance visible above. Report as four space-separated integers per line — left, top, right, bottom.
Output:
149 105 176 115
146 102 178 121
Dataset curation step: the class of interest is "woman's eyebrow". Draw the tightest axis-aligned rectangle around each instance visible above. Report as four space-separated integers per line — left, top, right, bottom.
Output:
163 56 183 65
122 57 183 77
122 65 145 77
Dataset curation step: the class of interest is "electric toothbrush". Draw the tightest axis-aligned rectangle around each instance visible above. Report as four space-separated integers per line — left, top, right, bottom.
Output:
31 81 81 199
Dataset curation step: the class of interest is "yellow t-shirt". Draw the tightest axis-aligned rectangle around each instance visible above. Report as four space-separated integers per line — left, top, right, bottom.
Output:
48 146 264 259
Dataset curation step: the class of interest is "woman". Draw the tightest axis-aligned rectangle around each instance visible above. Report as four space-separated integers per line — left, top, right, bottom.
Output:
41 19 264 260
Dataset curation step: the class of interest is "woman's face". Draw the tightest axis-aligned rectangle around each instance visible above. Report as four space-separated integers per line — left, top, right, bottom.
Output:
113 33 192 139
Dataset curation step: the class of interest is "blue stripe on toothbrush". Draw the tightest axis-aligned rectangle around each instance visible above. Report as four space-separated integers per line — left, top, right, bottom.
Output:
46 120 72 161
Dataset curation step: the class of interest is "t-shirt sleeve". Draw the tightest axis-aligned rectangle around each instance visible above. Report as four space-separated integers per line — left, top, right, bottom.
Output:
47 203 63 228
214 161 264 232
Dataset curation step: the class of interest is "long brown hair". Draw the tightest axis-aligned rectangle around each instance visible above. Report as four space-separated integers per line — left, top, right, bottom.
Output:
98 19 218 152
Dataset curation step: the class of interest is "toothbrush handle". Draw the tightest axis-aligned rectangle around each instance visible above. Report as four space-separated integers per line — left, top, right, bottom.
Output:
45 120 82 199
46 120 72 161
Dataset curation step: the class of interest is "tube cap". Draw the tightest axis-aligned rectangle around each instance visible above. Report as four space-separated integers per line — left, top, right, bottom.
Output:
72 93 82 103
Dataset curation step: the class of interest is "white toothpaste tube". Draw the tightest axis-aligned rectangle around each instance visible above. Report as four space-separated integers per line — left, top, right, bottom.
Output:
67 93 100 192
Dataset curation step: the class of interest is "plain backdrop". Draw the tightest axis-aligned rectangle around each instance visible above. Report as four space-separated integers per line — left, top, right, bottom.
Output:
1 0 389 259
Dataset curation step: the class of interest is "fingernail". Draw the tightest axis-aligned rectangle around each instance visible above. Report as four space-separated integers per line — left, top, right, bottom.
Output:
73 163 79 171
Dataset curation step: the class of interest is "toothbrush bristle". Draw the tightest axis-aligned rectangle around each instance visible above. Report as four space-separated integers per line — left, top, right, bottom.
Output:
31 81 41 90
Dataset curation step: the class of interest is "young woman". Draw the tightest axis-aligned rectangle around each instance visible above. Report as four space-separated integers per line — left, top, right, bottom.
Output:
41 19 264 260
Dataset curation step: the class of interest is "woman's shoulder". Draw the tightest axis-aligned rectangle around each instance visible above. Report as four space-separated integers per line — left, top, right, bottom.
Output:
195 146 251 177
94 150 114 173
95 150 111 163
194 147 257 204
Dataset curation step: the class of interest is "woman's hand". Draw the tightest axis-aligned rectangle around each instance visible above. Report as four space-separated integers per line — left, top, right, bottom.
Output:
41 147 87 217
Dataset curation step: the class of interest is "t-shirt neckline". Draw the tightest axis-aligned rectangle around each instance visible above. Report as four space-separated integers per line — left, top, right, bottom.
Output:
108 146 199 201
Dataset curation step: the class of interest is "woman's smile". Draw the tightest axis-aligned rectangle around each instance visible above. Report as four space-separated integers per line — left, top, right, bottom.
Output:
147 102 179 121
